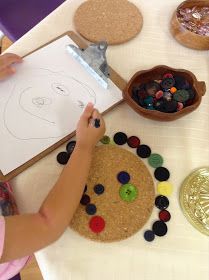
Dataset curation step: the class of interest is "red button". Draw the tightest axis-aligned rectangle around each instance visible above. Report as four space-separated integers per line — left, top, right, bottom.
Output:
163 73 173 79
159 210 171 222
127 136 140 148
89 216 105 233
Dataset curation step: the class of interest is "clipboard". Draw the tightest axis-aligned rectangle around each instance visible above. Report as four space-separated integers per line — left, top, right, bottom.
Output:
0 31 127 182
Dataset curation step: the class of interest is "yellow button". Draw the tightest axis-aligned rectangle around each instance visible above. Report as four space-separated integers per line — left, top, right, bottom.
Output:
157 181 173 196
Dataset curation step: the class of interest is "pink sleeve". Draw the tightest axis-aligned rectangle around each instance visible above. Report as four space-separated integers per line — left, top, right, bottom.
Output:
0 216 5 258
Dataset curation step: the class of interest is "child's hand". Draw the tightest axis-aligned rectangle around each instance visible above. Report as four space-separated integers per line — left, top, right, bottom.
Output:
0 53 22 80
76 103 106 152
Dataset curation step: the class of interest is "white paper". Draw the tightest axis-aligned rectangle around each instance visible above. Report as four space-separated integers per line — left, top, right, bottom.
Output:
0 36 122 175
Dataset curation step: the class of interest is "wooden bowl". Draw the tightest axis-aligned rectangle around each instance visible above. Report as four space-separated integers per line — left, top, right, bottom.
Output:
123 65 206 121
170 0 209 50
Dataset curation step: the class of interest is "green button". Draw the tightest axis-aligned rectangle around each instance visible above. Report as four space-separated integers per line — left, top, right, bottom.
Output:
119 183 138 202
100 135 110 144
148 153 164 168
173 90 189 102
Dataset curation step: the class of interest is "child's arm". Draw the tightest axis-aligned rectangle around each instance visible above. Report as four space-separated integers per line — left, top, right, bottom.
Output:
0 53 22 80
1 103 105 263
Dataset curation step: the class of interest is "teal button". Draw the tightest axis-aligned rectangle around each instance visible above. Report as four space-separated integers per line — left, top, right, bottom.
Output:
173 90 189 102
148 153 164 168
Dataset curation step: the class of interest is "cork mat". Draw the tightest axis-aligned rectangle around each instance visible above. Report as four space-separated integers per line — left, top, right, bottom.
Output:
74 0 143 45
70 145 155 242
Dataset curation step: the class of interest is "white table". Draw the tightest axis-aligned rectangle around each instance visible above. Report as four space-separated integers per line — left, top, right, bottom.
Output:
5 0 209 279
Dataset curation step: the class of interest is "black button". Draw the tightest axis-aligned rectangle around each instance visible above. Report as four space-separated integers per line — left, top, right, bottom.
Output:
57 152 70 165
154 99 165 111
154 167 170 181
66 141 76 154
174 75 189 89
188 88 196 100
94 119 100 128
94 184 105 195
83 185 87 193
144 230 155 242
113 132 128 145
86 203 97 215
155 195 169 210
117 171 131 184
161 78 175 90
152 220 168 236
136 145 151 158
164 100 178 113
80 194 90 205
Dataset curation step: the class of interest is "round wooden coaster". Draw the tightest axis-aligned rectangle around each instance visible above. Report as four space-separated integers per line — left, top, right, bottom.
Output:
70 145 155 242
74 0 143 45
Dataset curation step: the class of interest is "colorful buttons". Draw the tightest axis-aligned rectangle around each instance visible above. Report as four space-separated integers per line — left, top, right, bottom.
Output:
131 74 195 114
117 171 130 184
57 152 70 165
113 132 128 145
144 230 155 242
148 154 163 168
137 145 151 158
80 194 90 205
94 184 105 195
100 135 110 144
66 141 76 154
152 221 168 236
157 181 173 196
154 167 170 181
159 210 171 222
155 195 169 210
86 204 97 215
89 216 105 233
127 136 140 148
119 183 138 202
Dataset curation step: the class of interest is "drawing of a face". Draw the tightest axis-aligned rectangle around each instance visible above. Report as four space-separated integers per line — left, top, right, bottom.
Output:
4 69 96 139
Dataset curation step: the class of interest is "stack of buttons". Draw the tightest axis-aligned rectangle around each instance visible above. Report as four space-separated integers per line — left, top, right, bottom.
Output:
56 140 76 165
131 73 196 113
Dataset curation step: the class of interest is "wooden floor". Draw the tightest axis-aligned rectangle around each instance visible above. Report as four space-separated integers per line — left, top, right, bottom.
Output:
2 37 44 280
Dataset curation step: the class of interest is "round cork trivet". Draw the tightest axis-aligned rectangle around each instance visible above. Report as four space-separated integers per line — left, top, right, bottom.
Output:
74 0 143 45
70 145 155 242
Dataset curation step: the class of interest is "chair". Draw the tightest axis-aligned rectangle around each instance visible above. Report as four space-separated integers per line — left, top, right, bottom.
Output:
9 273 21 280
0 0 65 52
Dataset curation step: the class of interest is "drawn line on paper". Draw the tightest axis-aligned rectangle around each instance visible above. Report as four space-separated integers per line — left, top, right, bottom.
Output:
3 69 97 140
19 87 55 124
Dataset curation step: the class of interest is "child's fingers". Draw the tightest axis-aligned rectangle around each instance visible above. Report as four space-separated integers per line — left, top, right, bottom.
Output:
92 108 100 120
81 103 94 121
0 66 15 80
0 53 22 69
